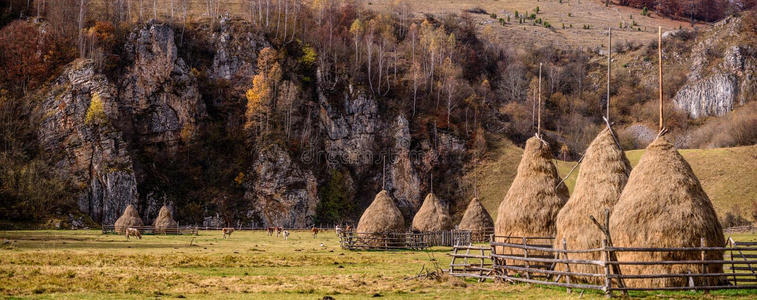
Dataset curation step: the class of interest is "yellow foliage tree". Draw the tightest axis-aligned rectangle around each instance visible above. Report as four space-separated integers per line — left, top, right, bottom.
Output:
85 92 107 125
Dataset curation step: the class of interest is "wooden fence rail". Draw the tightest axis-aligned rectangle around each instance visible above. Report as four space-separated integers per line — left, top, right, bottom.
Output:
447 235 757 297
339 230 472 250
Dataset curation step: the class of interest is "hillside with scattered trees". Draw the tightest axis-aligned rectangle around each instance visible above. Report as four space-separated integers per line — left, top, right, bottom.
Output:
0 0 756 229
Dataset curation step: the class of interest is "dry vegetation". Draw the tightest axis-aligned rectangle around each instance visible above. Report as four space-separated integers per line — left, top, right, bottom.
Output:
1 230 756 299
365 0 688 50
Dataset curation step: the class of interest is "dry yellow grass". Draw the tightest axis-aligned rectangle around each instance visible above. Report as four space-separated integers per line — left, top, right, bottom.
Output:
365 0 688 49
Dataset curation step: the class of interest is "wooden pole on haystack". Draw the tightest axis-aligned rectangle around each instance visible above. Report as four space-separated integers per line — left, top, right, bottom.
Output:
658 26 664 132
538 63 542 138
607 28 611 122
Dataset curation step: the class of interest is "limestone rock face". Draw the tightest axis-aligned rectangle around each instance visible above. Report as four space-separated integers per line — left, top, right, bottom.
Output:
674 74 738 119
389 116 421 218
210 17 270 82
673 17 756 118
38 60 139 224
244 145 318 228
121 20 206 150
319 85 380 173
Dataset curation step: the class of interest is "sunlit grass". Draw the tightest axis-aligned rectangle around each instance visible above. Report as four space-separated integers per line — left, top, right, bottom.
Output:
1 230 756 299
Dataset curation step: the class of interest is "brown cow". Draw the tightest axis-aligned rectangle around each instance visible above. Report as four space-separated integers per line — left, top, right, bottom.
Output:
276 227 283 237
125 228 142 240
311 226 319 238
267 227 274 236
222 228 235 239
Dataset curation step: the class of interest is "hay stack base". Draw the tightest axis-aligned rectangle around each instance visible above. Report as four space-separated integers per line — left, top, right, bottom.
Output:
553 128 631 284
153 205 178 234
412 193 452 232
609 136 725 288
357 190 405 248
458 198 494 240
114 204 144 234
495 137 569 268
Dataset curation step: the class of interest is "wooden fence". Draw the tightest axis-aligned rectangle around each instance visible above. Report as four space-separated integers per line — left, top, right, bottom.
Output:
339 230 472 250
102 225 198 235
447 235 757 297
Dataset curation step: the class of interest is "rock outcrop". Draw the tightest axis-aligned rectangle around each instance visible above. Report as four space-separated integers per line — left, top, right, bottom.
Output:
244 145 318 228
389 116 421 217
38 60 139 224
673 17 756 118
121 20 206 150
318 84 380 173
210 17 269 83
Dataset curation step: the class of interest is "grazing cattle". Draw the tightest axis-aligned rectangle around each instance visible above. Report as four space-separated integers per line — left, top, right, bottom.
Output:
276 227 283 237
311 226 319 238
283 230 290 240
267 227 274 236
222 228 234 239
125 228 142 240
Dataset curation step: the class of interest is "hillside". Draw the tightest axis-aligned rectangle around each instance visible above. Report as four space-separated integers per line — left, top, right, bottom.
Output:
366 0 688 50
473 136 757 223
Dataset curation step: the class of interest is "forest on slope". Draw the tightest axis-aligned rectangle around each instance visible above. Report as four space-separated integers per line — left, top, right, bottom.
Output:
0 0 755 229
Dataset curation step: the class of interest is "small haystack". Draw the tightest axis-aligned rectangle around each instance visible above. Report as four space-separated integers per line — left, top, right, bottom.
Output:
553 128 631 283
495 137 569 266
609 136 725 288
114 204 144 234
357 190 405 234
458 197 494 241
152 205 178 234
412 193 452 232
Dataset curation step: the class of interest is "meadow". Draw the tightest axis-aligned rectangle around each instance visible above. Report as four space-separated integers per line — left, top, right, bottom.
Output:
1 230 757 299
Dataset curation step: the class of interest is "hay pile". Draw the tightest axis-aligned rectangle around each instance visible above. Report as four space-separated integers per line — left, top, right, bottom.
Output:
152 205 178 234
411 193 452 232
114 204 144 234
609 136 725 288
357 190 405 234
458 197 494 231
495 137 569 267
553 128 631 283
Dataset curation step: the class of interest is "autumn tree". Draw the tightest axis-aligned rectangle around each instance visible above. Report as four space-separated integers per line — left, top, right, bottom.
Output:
0 21 49 95
245 47 283 141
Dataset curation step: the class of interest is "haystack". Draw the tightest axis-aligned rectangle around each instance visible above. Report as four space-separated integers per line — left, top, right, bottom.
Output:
152 205 178 234
459 197 494 231
495 137 569 266
357 190 405 234
114 204 144 234
458 197 494 241
553 128 631 283
411 193 452 232
609 136 725 288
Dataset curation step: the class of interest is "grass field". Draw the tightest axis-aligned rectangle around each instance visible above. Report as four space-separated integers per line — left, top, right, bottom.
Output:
472 137 757 222
1 230 757 299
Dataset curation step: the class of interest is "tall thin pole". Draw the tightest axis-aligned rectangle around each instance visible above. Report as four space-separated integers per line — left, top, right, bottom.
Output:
607 28 611 122
658 26 664 131
538 63 542 137
382 155 386 190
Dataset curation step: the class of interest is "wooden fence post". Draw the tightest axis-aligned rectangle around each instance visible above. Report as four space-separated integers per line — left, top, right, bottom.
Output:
602 239 612 298
523 237 531 284
562 238 572 294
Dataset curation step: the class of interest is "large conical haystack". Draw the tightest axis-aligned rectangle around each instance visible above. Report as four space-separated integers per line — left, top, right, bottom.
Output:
114 204 144 234
459 197 494 241
609 136 725 288
495 137 569 266
553 128 631 283
152 205 178 234
412 193 452 232
357 190 405 234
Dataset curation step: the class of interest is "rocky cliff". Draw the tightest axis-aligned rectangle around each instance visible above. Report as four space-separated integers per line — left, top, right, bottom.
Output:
38 60 139 224
121 20 206 150
673 17 757 118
